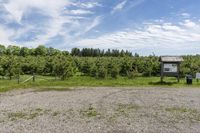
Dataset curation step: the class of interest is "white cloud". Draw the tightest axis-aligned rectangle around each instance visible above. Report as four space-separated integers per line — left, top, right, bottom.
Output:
181 20 197 28
84 16 102 33
76 20 200 55
111 0 127 14
129 0 145 9
0 25 14 46
1 0 71 46
4 3 23 23
111 0 145 14
72 2 102 9
66 9 94 15
69 16 102 38
4 0 69 23
181 13 190 18
0 0 102 47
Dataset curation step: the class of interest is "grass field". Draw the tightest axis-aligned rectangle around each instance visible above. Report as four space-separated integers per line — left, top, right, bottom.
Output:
0 75 200 92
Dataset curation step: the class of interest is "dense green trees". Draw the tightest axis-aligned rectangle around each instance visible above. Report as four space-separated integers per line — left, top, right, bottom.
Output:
67 48 132 57
20 47 30 57
0 45 6 55
0 45 133 57
35 45 48 56
0 56 21 79
6 45 21 55
52 55 75 80
0 45 200 80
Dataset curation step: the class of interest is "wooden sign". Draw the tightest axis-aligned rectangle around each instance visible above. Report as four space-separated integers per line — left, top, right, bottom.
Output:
160 56 184 83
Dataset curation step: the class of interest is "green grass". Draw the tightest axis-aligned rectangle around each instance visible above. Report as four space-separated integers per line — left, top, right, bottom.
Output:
8 112 27 121
52 111 60 117
165 107 200 122
116 104 141 116
7 108 44 121
117 104 141 112
80 104 100 117
0 75 200 92
165 107 191 113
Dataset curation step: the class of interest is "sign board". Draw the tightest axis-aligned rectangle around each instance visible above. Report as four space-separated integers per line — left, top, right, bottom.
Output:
196 73 200 79
163 64 178 73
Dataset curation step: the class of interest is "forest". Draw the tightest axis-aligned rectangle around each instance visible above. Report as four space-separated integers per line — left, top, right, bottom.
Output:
0 44 199 80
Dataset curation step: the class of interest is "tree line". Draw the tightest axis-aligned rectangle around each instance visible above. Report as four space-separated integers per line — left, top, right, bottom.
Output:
71 48 132 57
0 45 132 57
0 55 159 80
0 45 200 80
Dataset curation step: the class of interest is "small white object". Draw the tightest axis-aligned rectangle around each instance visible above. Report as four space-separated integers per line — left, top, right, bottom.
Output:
196 73 200 79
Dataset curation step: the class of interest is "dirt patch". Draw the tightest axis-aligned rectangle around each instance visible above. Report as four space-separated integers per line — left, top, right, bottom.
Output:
0 87 200 133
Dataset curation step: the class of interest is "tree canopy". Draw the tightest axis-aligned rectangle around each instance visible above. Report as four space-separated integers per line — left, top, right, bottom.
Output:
0 45 199 80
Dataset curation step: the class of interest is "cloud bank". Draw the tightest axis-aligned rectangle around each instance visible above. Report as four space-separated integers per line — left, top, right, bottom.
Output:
77 19 200 55
0 0 102 47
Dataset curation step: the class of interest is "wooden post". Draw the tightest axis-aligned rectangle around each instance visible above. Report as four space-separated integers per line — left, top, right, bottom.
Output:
177 75 180 83
177 63 180 83
160 62 164 83
17 73 20 84
33 73 35 82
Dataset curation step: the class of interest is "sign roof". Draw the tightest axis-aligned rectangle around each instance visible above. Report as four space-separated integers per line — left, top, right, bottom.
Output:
160 56 184 62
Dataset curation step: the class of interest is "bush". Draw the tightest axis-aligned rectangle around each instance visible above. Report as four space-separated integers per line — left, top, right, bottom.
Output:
80 60 91 76
90 65 97 77
53 55 75 80
111 65 119 78
0 65 5 77
127 71 141 79
97 66 107 79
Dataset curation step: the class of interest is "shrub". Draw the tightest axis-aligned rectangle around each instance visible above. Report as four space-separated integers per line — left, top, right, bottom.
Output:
127 70 141 79
90 65 97 77
111 65 119 78
97 66 107 79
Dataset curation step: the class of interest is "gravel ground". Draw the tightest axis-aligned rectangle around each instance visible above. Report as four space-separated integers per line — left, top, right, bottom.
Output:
1 87 200 133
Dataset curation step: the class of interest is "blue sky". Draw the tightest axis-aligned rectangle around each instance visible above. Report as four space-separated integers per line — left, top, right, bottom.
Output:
0 0 200 55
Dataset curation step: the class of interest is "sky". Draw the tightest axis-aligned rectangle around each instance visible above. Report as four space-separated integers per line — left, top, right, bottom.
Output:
0 0 200 55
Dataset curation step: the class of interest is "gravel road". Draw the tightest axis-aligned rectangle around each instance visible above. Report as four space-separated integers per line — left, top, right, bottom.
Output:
0 87 200 133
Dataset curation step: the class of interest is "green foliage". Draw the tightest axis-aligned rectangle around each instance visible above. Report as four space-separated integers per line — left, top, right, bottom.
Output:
2 56 21 80
0 65 4 77
53 55 75 80
0 44 6 55
97 66 107 79
47 47 60 56
111 66 119 78
127 70 140 79
90 64 97 77
20 47 30 57
109 61 120 78
80 104 100 117
6 45 21 55
1 45 200 81
35 45 48 56
120 57 133 76
71 48 132 57
80 59 91 76
71 48 80 56
95 58 107 79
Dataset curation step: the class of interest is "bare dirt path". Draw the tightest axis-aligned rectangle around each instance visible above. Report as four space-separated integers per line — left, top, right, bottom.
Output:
0 87 200 133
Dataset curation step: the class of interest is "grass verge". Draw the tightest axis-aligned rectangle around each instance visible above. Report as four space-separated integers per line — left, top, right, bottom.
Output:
1 75 200 92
